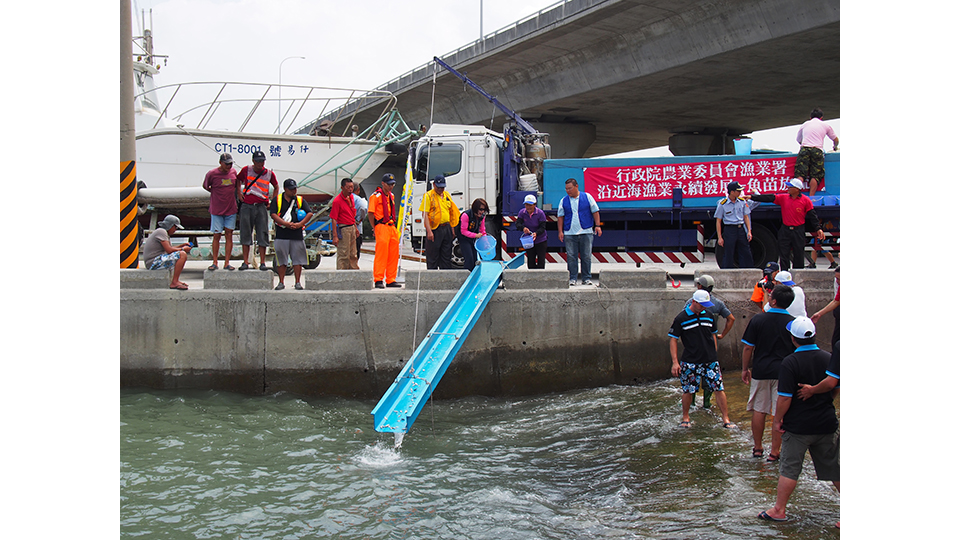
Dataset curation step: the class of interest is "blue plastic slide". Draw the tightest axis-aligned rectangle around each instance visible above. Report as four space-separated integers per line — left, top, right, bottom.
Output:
371 252 525 433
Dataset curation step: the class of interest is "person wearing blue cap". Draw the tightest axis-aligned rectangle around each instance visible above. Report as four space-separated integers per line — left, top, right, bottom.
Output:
419 175 460 269
669 289 734 429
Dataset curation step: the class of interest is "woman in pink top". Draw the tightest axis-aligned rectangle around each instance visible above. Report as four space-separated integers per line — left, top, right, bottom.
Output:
457 198 489 270
795 107 839 196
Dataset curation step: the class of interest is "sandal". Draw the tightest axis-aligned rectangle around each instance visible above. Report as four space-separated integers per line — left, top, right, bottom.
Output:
766 453 780 462
752 448 764 458
207 264 218 271
723 422 737 429
169 283 188 290
679 420 692 428
224 264 236 271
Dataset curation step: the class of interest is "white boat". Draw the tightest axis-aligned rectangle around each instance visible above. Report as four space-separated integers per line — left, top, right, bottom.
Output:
132 28 415 212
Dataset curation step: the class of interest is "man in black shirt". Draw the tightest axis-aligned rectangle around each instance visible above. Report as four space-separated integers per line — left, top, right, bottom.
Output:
741 285 796 461
270 179 314 290
759 317 839 523
669 290 734 429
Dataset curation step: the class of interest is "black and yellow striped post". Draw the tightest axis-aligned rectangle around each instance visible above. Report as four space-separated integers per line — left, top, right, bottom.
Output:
121 0 139 267
120 161 139 268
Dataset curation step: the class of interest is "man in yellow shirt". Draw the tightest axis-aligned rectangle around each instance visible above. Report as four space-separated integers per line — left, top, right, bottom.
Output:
418 175 460 269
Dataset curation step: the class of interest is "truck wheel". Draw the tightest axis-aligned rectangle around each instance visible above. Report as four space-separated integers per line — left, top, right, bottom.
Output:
272 257 295 276
451 236 465 268
749 225 779 268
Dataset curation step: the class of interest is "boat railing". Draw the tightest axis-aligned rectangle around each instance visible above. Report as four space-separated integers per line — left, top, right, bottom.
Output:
135 81 398 138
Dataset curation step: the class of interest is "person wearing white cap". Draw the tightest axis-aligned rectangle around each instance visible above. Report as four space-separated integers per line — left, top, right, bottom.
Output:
141 215 193 290
774 270 806 318
515 194 548 269
758 316 839 524
747 178 824 271
668 289 734 429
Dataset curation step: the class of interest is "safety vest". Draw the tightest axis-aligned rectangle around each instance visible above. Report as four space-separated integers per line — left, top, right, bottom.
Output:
274 194 303 219
421 189 458 229
561 193 594 232
243 166 272 201
372 187 395 226
466 212 483 234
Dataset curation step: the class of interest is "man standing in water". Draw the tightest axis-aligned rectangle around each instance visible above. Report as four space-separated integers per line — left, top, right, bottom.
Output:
669 290 734 429
758 317 839 523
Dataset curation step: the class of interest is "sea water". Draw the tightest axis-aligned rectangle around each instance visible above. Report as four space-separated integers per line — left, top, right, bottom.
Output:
120 381 840 539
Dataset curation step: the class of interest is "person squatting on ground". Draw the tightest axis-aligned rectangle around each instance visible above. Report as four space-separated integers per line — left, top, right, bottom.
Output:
369 174 401 288
748 179 824 272
758 316 839 525
457 198 489 271
202 153 238 270
714 181 753 269
269 179 314 290
236 150 278 271
669 289 734 429
685 275 736 409
557 178 601 286
142 215 193 290
795 107 839 197
516 194 548 269
741 284 797 462
331 178 360 270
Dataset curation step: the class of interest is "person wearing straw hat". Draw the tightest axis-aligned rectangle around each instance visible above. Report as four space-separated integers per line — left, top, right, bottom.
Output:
457 198 489 271
669 289 734 429
758 316 839 523
515 194 548 269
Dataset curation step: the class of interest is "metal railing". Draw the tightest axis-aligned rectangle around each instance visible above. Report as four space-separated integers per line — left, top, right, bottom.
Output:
134 81 398 137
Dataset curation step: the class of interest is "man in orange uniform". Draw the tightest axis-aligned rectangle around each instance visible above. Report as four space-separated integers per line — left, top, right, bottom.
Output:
369 174 401 288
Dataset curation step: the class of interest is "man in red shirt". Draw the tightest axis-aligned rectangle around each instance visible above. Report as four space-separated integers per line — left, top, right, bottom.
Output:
235 151 278 271
749 179 825 271
202 153 238 270
330 178 359 269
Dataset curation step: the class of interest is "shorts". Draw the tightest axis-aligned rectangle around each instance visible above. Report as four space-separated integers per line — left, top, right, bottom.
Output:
746 378 778 415
147 250 182 270
679 361 724 394
239 203 270 246
210 213 237 234
779 428 840 482
794 146 825 181
274 238 308 267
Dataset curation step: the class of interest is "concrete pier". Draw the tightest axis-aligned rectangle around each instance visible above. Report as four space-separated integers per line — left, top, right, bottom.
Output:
120 261 838 399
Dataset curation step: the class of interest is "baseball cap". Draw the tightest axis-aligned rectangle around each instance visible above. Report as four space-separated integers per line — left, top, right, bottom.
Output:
695 275 715 290
158 215 183 230
283 178 297 190
763 261 780 275
787 316 817 338
433 175 446 187
382 173 396 184
523 194 537 205
774 271 795 286
691 289 714 307
727 181 743 192
787 178 803 190
220 153 234 164
252 150 266 162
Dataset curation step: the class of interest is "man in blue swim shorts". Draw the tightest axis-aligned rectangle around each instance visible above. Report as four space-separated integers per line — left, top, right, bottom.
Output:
669 290 734 428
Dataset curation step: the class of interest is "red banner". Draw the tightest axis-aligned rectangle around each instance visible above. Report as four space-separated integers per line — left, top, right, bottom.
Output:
584 157 799 202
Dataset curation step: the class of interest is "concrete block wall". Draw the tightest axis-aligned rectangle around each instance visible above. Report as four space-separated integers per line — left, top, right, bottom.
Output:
121 278 838 399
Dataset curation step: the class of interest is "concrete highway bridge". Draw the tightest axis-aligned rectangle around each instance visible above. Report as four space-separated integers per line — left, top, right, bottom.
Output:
301 0 839 158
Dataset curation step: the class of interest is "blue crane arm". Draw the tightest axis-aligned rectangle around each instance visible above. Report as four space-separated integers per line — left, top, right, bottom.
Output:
433 56 539 136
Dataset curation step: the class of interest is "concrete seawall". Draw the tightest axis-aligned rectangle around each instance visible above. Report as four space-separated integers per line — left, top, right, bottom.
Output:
120 268 837 399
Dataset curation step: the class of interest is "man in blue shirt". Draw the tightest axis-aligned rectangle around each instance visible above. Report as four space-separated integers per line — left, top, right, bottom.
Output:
557 178 602 286
714 181 753 268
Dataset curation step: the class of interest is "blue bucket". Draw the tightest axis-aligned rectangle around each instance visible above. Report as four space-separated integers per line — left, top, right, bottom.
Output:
475 235 497 261
520 233 534 250
734 138 752 155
